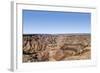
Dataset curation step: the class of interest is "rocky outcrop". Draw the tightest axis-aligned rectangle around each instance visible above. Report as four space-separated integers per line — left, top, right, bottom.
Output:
23 34 91 62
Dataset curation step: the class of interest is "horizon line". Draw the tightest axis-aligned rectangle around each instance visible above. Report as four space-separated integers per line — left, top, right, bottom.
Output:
23 33 91 35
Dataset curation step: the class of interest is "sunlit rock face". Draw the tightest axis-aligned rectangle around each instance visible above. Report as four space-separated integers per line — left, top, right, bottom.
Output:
23 34 91 62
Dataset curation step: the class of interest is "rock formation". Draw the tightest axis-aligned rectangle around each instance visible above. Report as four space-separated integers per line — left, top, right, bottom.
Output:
23 34 91 62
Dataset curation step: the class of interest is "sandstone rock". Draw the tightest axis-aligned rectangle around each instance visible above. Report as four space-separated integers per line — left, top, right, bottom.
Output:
23 55 32 62
52 49 65 61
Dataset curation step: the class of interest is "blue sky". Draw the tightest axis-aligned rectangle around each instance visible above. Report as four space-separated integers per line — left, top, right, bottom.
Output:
23 10 91 34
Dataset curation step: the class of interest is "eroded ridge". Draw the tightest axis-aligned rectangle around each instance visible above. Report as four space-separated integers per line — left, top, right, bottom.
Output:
23 34 91 62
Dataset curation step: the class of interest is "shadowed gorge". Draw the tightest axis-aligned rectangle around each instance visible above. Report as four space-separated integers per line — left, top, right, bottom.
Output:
22 34 91 62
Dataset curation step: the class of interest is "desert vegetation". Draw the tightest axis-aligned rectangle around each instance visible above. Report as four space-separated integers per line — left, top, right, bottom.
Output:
23 34 91 62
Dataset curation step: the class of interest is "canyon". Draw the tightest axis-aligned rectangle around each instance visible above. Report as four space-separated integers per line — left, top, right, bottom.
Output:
22 34 91 62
